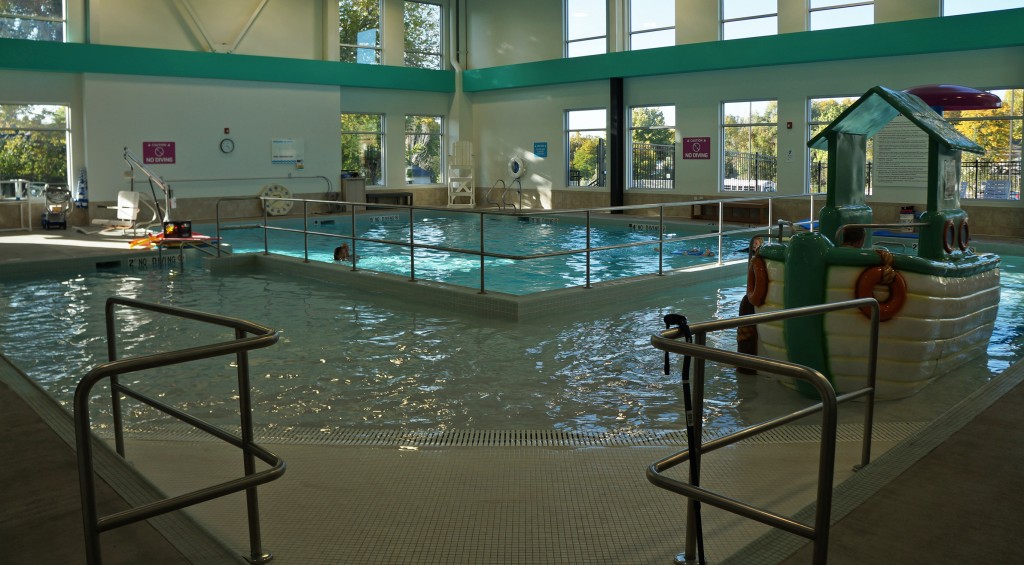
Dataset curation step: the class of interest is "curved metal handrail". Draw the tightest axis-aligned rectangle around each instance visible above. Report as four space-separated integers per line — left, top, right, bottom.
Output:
75 297 285 565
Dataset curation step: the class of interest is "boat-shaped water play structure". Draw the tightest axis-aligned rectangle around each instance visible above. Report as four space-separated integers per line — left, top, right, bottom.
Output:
746 86 1001 399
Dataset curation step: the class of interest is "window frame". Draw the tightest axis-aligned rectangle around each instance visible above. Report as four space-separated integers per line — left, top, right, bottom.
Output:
628 104 676 190
0 1 65 42
721 99 778 193
338 0 383 64
806 95 873 195
404 114 444 185
943 0 1024 16
808 1 874 31
721 0 777 40
404 1 444 70
628 0 675 51
945 88 1022 200
0 103 71 195
341 112 385 186
565 0 608 58
565 108 608 188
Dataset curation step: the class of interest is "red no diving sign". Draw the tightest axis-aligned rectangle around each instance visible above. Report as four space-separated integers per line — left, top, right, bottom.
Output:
683 137 710 160
143 142 176 164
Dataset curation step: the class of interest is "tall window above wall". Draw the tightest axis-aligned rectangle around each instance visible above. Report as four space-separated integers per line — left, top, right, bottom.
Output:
807 96 873 195
629 105 675 190
566 109 608 187
404 1 443 69
0 1 64 41
809 1 873 31
943 0 1024 16
565 0 607 57
629 0 674 50
945 88 1022 200
0 104 69 195
722 100 777 192
341 113 384 186
339 0 382 64
721 0 777 40
405 115 443 184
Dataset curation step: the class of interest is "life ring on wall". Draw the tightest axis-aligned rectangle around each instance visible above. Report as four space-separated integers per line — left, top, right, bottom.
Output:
855 250 907 322
958 218 970 251
258 183 294 216
942 219 956 254
746 255 769 307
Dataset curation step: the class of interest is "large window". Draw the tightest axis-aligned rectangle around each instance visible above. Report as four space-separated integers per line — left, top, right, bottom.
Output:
629 0 674 51
565 0 607 57
722 0 777 40
0 1 64 41
946 88 1022 200
566 109 607 187
722 100 777 192
405 115 443 184
807 96 873 194
809 1 873 30
341 113 384 186
629 105 675 189
339 0 382 64
0 104 69 196
404 1 443 69
944 0 1024 16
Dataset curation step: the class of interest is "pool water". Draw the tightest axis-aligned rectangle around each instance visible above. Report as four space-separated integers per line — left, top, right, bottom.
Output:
1 253 1021 436
208 212 753 295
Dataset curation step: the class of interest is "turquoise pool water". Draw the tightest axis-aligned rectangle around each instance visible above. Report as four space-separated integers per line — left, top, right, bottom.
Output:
1 250 1021 436
207 211 753 295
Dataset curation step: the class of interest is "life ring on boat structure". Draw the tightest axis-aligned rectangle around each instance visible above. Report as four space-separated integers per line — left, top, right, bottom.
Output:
942 219 956 254
855 250 907 322
958 218 970 251
258 183 294 216
746 254 769 307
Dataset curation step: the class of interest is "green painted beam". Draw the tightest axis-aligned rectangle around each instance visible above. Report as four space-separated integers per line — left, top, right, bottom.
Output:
464 10 1024 92
0 38 455 92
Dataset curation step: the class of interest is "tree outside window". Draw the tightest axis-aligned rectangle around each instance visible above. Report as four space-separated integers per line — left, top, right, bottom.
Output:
341 113 384 185
565 0 607 57
721 0 777 40
946 88 1022 200
809 1 873 31
630 0 674 51
629 105 675 189
566 109 607 187
0 104 68 194
404 1 443 70
723 100 777 192
0 0 64 41
339 0 382 64
405 115 442 184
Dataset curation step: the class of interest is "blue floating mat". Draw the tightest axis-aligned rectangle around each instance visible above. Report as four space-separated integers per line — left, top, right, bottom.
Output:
795 219 819 230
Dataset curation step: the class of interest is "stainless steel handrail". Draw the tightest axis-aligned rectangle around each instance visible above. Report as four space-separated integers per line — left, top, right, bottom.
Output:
648 298 879 565
215 193 821 294
75 297 285 565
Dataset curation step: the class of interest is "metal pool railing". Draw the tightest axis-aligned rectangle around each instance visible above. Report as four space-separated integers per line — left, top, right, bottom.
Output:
648 298 880 565
74 297 285 565
214 193 821 294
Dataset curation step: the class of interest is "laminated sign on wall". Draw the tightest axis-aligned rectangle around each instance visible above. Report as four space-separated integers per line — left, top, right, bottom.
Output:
272 138 304 165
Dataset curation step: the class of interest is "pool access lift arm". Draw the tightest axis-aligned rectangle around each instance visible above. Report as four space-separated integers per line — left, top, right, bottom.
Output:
74 297 285 565
648 298 880 565
123 147 173 222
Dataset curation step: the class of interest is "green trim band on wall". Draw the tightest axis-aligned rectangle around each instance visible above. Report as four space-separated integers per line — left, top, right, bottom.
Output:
463 10 1024 92
0 38 455 92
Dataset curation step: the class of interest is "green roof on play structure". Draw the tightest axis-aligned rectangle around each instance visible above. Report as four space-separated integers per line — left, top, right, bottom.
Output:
807 85 984 154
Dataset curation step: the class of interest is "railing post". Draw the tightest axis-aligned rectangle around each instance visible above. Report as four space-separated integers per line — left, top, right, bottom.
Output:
262 204 269 256
349 206 358 272
302 200 309 263
409 207 417 282
658 206 665 276
479 211 486 294
585 211 592 289
235 328 272 564
106 300 125 457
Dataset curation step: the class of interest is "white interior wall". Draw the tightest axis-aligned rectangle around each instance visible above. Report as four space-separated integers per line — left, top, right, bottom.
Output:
465 0 563 68
82 75 342 203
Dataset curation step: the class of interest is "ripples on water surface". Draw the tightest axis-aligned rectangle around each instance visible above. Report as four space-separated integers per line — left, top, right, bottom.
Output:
1 253 1021 436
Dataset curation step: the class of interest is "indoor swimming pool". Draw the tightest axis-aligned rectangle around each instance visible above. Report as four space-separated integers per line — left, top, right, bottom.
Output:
206 210 753 295
1 247 1021 437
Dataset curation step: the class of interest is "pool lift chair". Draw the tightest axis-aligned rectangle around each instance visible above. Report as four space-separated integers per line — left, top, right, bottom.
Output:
88 190 159 236
41 185 72 230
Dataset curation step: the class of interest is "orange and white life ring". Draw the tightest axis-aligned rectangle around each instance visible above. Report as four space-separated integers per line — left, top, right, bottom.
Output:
746 255 769 307
855 259 907 322
942 219 956 254
259 183 294 216
958 218 970 251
